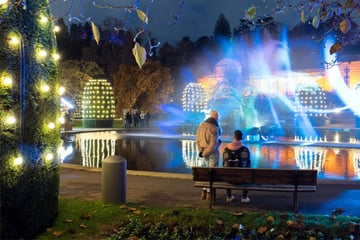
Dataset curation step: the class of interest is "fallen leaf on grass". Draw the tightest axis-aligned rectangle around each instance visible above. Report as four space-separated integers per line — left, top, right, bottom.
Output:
79 223 87 229
80 213 91 220
257 226 267 234
64 219 73 223
133 210 141 215
286 220 301 228
52 230 63 237
233 211 243 216
215 219 223 225
231 223 240 230
267 216 275 223
119 204 128 209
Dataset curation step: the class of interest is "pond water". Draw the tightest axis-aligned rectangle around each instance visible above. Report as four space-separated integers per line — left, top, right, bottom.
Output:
60 131 360 181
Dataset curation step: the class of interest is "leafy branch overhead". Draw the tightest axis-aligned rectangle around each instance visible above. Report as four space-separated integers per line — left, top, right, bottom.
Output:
80 1 360 68
285 1 359 54
247 2 359 55
90 7 150 68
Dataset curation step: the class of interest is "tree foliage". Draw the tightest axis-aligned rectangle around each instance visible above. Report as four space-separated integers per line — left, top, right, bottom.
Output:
59 60 104 100
112 62 174 115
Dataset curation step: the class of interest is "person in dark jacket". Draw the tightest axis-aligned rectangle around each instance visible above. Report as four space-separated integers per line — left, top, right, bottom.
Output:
223 130 251 204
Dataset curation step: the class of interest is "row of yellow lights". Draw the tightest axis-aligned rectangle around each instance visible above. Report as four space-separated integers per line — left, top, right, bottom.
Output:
9 35 61 60
0 0 64 167
2 76 67 125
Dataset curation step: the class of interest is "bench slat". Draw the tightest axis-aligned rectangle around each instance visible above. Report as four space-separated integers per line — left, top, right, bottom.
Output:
194 181 317 192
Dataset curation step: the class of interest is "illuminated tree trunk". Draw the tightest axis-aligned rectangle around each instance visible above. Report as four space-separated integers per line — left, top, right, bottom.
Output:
0 1 60 238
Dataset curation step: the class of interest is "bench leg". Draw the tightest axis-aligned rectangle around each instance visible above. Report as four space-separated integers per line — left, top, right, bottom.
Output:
293 191 298 213
209 188 213 209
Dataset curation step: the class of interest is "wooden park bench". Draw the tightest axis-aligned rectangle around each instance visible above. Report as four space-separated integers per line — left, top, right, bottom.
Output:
192 167 318 213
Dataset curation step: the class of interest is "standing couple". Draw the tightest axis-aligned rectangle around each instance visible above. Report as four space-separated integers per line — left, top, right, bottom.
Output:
196 110 251 204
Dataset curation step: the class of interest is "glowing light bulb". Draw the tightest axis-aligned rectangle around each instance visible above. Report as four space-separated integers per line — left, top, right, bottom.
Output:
41 84 50 92
0 0 8 5
40 16 48 23
38 49 47 58
9 36 19 45
54 25 60 32
59 117 65 124
3 77 12 85
59 86 65 95
14 156 23 166
48 122 55 129
6 116 16 124
53 53 60 60
45 153 54 161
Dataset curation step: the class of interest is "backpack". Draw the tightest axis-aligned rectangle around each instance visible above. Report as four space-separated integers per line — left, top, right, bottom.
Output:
223 146 250 168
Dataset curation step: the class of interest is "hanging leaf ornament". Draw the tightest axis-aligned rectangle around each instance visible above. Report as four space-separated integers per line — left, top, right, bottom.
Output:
312 15 320 28
137 9 149 24
91 21 100 45
339 18 351 33
132 43 147 69
301 10 306 23
330 42 343 54
245 6 256 21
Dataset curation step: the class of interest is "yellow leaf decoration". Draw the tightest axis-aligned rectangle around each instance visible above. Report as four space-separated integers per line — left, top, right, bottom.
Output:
137 9 149 24
312 15 320 29
301 10 305 23
339 18 351 33
91 21 100 45
245 6 256 21
132 43 147 69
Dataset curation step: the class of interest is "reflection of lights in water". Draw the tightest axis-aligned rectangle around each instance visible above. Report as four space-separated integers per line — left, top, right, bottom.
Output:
76 132 119 167
60 144 73 163
333 148 340 155
334 132 339 143
353 150 360 178
182 140 203 168
294 147 327 173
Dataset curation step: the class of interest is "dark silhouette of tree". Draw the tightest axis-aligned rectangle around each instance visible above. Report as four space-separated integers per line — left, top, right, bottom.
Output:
214 13 232 41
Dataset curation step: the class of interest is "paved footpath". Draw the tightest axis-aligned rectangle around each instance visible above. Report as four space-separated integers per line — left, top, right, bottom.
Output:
60 164 360 216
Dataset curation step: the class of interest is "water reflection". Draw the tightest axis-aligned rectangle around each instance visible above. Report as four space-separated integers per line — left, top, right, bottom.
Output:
61 131 360 180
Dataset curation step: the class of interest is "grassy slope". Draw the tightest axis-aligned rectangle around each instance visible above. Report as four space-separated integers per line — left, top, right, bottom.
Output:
35 198 360 240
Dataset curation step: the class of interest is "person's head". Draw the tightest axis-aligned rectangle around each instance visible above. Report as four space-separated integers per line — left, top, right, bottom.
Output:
234 130 243 141
209 110 219 120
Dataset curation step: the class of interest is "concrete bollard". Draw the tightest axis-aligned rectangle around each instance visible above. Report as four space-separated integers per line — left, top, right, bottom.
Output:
102 156 127 204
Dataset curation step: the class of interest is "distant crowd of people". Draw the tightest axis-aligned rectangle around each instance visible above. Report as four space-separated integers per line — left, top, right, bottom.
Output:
125 110 150 128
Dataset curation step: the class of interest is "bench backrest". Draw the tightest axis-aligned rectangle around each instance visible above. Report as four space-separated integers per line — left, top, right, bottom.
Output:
192 167 317 186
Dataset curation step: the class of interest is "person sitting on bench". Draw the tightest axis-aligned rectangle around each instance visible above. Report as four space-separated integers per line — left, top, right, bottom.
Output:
223 130 251 204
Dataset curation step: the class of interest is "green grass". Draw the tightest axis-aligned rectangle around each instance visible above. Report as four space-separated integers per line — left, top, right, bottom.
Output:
35 198 360 240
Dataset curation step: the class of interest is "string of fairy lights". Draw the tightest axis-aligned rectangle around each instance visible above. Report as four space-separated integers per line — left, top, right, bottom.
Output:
0 0 62 167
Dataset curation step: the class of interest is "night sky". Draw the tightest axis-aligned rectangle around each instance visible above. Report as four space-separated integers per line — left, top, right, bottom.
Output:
50 0 300 44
